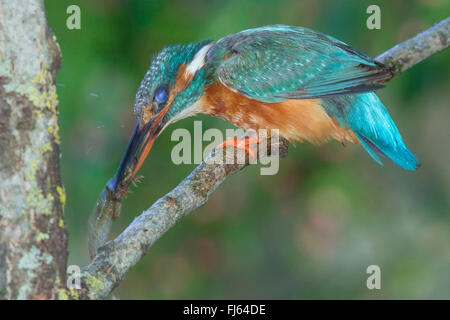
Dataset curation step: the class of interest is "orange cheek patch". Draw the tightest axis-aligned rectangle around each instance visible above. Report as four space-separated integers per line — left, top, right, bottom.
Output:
173 64 194 96
142 105 154 123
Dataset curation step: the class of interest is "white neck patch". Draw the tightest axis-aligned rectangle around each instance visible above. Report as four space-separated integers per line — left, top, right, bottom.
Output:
186 43 214 75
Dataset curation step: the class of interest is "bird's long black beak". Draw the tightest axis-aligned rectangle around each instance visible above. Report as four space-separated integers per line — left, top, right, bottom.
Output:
107 116 165 199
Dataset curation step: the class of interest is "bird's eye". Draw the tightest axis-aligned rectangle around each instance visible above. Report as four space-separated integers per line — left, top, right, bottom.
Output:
155 87 168 104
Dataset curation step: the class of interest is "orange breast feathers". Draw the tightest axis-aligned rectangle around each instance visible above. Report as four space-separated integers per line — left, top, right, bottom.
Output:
199 82 357 145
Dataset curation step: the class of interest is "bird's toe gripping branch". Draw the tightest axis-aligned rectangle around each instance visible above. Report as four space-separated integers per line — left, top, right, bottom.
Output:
216 136 262 159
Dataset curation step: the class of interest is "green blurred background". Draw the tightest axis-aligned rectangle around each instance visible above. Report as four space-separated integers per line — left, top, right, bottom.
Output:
45 0 450 299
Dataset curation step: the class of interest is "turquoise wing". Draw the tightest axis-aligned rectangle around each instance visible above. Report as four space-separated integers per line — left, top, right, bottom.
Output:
211 25 392 102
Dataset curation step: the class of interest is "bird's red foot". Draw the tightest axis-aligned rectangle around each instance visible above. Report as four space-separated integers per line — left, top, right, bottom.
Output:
216 136 262 159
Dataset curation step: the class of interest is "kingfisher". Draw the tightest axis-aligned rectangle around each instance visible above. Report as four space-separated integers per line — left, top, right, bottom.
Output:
107 25 419 197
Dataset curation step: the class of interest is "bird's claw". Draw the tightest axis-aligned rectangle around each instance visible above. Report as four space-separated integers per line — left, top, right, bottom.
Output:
216 136 262 159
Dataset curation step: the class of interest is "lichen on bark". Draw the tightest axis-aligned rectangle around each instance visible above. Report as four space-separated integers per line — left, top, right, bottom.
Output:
0 0 67 299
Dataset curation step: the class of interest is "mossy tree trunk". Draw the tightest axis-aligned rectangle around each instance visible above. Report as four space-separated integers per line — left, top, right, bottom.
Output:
0 0 67 299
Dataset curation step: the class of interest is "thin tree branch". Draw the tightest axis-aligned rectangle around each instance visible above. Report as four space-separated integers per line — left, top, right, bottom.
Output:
376 17 449 74
77 17 450 300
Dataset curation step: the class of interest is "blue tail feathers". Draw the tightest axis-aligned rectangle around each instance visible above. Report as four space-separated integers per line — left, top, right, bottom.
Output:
323 93 420 170
355 132 420 170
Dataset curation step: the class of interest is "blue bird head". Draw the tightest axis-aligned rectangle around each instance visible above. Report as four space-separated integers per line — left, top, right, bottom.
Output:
108 40 213 195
